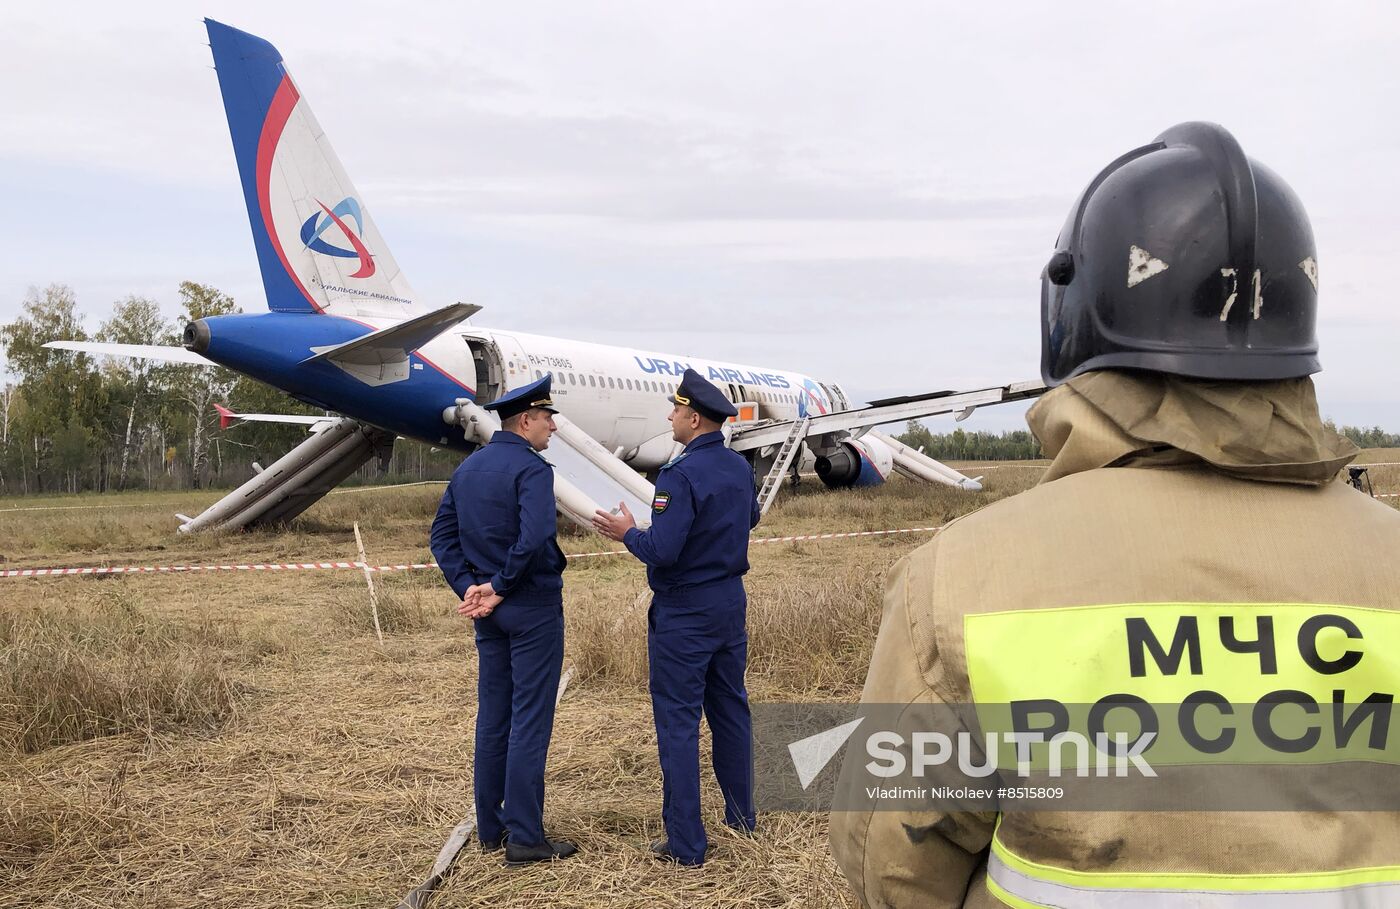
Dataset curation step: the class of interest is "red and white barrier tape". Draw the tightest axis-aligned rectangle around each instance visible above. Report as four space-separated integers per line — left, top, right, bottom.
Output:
0 502 170 514
0 525 944 579
0 481 453 514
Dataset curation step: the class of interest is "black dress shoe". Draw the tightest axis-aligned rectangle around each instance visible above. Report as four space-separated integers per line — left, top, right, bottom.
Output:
649 839 706 866
480 832 508 853
504 837 579 865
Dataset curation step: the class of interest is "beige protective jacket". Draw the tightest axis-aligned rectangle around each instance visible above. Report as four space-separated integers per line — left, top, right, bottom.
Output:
830 371 1400 908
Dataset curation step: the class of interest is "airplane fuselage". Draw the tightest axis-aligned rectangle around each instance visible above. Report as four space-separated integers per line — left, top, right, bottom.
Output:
187 310 852 471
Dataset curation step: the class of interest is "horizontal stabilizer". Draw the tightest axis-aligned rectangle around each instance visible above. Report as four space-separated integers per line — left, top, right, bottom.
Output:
214 403 329 430
43 341 215 366
302 302 479 385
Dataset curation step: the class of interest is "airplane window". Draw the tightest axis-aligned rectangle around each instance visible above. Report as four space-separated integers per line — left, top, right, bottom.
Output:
607 377 615 389
568 373 575 385
588 375 596 387
625 379 633 390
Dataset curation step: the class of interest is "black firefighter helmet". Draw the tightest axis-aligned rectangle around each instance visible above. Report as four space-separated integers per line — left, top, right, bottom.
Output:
1041 121 1320 386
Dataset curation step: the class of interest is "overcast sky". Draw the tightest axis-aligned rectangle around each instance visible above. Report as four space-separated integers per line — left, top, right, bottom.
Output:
2 2 1397 431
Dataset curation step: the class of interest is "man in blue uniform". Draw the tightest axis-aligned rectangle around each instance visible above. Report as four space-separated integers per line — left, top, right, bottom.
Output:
430 374 578 866
592 368 761 866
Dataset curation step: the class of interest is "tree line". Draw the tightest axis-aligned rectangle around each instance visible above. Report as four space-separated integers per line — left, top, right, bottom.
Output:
0 283 461 496
5 282 1396 494
894 420 1400 461
894 423 1045 461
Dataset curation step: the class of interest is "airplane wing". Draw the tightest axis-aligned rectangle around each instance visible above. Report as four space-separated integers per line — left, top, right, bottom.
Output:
43 341 215 366
732 380 1046 505
728 380 1047 452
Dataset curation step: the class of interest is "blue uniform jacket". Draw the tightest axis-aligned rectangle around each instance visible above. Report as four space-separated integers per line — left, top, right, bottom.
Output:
430 432 566 603
623 431 760 601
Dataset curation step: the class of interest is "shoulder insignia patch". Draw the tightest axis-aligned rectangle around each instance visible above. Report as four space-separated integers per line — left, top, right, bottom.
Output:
660 452 690 470
652 492 671 514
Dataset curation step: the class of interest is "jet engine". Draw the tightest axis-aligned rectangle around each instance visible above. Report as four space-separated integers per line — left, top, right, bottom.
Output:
814 436 893 488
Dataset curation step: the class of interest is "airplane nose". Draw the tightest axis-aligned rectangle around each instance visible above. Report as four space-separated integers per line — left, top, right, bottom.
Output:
183 319 211 354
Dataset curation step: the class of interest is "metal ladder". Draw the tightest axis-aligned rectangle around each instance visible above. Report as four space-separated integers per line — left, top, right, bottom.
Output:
756 417 809 516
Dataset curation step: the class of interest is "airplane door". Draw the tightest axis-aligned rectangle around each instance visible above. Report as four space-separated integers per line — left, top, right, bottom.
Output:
490 333 534 391
613 415 649 459
495 333 532 389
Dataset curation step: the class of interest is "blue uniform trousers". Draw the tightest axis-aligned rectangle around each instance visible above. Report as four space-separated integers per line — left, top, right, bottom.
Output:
647 592 755 865
473 597 564 847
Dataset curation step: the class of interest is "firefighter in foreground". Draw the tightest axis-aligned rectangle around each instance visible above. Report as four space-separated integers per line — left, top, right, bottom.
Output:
830 122 1400 906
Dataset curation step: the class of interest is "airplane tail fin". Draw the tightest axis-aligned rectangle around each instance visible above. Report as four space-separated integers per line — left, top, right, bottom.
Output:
204 20 422 319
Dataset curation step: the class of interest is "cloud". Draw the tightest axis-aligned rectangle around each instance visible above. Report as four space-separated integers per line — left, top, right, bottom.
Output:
3 1 1400 426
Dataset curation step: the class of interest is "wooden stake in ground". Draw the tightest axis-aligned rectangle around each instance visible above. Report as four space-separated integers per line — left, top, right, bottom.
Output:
352 521 385 649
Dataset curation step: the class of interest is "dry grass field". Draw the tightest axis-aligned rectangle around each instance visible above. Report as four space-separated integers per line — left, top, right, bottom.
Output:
1 455 1394 908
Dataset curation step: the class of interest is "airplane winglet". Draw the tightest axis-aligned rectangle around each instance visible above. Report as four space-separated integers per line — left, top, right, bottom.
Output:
214 403 236 430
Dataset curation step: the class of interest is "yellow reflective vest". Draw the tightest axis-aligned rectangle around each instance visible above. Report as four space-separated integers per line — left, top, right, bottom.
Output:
830 372 1400 908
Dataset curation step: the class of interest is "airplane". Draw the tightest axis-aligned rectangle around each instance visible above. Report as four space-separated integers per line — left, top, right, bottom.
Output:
46 20 1044 533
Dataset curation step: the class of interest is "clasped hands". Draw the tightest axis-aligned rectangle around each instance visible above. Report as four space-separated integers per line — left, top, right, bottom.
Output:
459 582 504 619
461 502 637 619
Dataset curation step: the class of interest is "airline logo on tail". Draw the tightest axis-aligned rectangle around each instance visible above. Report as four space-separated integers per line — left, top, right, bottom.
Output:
300 198 376 278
